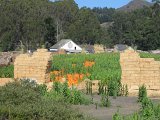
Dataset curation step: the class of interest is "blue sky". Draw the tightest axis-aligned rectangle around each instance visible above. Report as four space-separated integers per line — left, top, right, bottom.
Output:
74 0 152 9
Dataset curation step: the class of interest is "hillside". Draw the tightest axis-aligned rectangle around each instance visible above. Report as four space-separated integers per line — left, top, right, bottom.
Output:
117 0 152 12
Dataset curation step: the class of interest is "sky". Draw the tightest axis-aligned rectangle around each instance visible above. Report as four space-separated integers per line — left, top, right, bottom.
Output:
73 0 152 9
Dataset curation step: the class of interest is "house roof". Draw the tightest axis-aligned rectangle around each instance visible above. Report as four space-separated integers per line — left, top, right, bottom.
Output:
115 44 128 51
50 39 71 49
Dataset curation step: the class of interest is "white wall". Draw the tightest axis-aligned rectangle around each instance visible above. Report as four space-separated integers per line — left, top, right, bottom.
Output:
61 41 82 52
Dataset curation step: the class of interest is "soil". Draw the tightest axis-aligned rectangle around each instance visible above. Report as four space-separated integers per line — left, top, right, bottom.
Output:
73 95 160 120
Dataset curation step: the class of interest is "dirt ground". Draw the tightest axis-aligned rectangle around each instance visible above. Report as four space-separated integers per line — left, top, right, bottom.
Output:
73 95 160 120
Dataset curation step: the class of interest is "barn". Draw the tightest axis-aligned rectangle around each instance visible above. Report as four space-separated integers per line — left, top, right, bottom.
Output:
49 39 82 53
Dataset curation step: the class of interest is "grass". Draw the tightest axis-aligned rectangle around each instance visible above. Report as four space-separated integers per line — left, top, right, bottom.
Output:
140 53 160 61
0 65 14 78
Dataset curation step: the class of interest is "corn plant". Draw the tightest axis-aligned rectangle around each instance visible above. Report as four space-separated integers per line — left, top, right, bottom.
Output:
138 85 147 102
86 81 92 95
125 85 129 96
51 53 121 87
98 82 105 95
101 94 111 107
120 84 128 96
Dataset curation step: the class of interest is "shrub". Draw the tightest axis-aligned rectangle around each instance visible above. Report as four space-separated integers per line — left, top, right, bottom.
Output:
138 85 147 102
141 97 155 119
0 79 41 105
0 79 94 120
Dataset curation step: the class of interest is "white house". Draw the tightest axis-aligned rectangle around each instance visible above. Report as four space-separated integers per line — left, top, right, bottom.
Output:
49 39 82 53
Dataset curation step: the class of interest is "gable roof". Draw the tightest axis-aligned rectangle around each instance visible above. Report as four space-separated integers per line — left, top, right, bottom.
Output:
50 39 71 49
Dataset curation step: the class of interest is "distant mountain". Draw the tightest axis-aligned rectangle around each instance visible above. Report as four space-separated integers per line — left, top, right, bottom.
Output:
117 0 152 12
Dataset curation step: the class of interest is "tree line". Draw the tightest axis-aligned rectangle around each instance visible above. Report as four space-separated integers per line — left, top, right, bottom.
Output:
0 0 160 51
108 2 160 51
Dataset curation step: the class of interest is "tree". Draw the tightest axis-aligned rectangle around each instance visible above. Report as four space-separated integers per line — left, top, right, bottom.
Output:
52 0 79 41
108 6 160 50
92 7 115 23
0 0 54 51
44 17 56 48
152 0 160 3
67 7 101 44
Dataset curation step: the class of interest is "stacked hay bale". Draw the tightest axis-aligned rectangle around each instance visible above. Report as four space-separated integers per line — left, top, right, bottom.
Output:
14 49 52 84
120 49 160 96
94 44 105 53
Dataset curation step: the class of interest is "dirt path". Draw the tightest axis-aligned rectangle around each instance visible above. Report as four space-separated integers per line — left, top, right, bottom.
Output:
73 95 160 120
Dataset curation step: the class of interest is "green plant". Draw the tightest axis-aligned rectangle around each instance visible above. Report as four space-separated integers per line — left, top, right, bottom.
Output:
138 85 147 102
53 81 61 94
0 65 14 78
52 82 91 105
50 73 55 81
112 97 160 120
125 85 129 96
98 81 104 95
0 79 94 120
112 110 123 120
141 97 155 119
37 84 47 96
108 80 120 98
51 53 121 87
62 82 70 98
100 89 111 107
86 81 92 95
69 88 82 105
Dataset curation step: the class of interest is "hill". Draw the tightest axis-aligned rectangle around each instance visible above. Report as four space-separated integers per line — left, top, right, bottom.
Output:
117 0 152 12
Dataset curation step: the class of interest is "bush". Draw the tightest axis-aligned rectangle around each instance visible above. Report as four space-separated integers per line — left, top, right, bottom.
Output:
141 97 155 119
0 79 41 105
138 85 147 102
0 79 94 120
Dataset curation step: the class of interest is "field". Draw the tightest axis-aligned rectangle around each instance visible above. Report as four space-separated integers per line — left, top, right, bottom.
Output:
51 53 121 84
0 52 160 83
1 52 160 120
51 52 160 86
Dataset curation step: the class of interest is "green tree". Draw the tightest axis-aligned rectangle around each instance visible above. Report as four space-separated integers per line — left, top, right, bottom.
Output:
152 0 160 3
108 5 160 50
92 7 115 23
52 0 79 41
67 7 101 44
44 17 56 48
0 0 54 51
